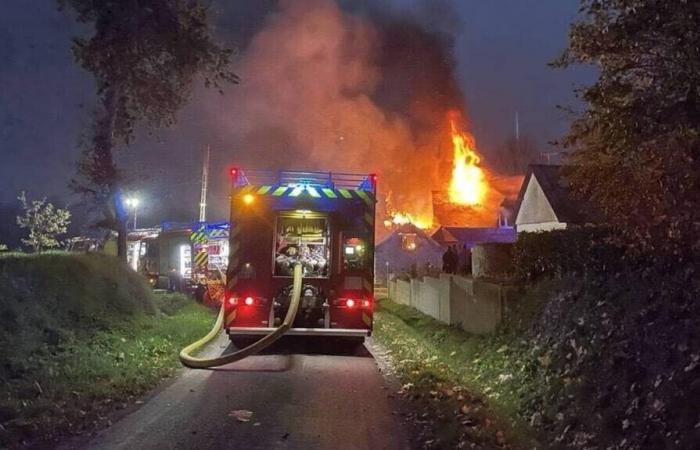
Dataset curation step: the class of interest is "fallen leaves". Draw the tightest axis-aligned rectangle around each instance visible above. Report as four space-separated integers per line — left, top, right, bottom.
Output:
229 409 254 422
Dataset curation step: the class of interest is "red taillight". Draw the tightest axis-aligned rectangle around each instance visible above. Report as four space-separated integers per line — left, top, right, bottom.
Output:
362 299 371 309
244 296 254 306
230 167 238 177
345 299 355 308
227 296 237 306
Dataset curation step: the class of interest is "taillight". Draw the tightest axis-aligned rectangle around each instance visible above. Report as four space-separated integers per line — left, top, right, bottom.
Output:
345 299 355 308
244 296 255 306
362 299 371 309
227 296 237 306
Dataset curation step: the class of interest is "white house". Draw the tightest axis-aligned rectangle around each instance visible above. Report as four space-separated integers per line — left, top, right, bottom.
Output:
515 165 596 233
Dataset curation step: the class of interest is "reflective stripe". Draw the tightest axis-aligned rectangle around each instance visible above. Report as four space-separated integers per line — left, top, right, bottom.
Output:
257 185 272 195
272 186 288 196
321 188 337 198
194 251 208 267
306 186 321 198
338 188 353 199
355 189 373 206
289 186 304 197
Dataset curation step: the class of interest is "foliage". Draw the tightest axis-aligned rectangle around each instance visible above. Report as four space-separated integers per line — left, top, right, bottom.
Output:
15 192 71 252
524 269 700 449
0 244 6 251
555 0 700 259
379 268 700 448
0 252 212 447
374 299 543 448
513 227 625 281
59 0 238 257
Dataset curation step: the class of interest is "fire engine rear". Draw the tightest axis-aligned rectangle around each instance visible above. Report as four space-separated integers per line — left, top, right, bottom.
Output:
223 168 376 342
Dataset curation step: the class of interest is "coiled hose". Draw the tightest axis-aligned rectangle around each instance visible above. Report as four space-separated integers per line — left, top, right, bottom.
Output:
179 264 302 368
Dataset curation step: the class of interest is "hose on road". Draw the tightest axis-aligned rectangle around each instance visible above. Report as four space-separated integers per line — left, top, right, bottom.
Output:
179 264 303 369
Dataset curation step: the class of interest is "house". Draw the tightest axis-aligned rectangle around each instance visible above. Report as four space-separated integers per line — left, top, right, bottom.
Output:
375 223 444 281
514 164 598 232
431 226 517 249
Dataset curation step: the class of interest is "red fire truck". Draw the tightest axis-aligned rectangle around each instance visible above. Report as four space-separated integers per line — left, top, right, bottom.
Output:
223 168 376 343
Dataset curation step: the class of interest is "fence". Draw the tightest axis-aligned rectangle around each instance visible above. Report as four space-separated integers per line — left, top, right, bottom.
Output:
387 274 519 334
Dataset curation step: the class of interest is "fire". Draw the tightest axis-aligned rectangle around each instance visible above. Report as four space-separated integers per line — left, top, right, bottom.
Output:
383 211 431 230
447 114 487 206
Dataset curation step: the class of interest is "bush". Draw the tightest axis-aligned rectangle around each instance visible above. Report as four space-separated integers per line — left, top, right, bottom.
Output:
513 227 625 281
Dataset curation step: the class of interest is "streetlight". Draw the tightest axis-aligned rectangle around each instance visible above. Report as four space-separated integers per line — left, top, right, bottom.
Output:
125 197 140 230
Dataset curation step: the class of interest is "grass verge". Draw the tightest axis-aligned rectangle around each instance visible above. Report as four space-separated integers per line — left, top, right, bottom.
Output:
373 297 545 449
1 283 214 448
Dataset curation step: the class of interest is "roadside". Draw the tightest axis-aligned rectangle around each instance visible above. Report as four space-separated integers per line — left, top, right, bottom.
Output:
371 296 541 450
0 253 215 449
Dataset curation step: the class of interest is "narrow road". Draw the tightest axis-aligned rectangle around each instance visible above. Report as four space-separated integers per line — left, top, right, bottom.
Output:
65 335 409 450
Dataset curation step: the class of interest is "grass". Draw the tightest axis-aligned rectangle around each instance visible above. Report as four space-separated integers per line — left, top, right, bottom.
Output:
1 298 214 448
0 253 216 448
372 296 550 448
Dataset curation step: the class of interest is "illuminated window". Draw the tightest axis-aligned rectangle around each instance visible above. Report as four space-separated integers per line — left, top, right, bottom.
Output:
401 233 417 251
274 211 330 278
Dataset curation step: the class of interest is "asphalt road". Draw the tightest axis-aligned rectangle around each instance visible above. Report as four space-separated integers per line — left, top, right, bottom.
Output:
67 335 410 450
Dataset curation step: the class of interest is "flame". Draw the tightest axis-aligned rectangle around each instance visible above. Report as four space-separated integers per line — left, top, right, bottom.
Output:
447 114 486 206
384 211 431 230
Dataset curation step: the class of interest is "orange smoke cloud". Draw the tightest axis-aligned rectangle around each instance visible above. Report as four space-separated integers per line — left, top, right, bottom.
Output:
209 0 473 234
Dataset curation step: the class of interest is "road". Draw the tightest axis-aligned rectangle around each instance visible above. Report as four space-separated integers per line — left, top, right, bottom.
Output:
63 334 409 450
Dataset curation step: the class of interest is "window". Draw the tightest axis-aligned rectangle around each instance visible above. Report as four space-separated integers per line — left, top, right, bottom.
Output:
343 237 367 271
274 211 330 278
400 233 417 251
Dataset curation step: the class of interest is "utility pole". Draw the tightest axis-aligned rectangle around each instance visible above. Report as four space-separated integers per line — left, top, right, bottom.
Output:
515 111 520 142
199 145 210 223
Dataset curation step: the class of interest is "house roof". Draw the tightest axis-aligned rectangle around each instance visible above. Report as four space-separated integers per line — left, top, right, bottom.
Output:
515 164 599 225
431 226 517 246
431 227 459 244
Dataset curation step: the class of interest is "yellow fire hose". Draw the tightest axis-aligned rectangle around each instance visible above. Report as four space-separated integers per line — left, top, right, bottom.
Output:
179 264 303 368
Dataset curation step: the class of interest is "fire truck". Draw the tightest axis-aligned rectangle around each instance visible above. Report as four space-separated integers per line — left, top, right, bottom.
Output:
223 168 376 343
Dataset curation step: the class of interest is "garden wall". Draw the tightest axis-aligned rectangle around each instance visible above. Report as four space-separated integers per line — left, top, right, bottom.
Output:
387 274 518 334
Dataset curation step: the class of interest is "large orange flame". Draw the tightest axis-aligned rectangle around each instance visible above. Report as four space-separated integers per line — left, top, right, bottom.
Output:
448 115 486 206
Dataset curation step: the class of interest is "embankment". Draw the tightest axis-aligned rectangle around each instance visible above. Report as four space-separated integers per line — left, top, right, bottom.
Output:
0 253 212 448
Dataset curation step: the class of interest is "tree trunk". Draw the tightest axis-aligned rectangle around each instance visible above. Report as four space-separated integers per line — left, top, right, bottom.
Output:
117 220 128 262
93 86 129 263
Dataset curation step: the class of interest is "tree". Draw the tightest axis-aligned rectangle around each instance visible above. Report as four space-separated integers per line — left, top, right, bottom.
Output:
16 192 71 252
495 134 540 175
59 0 238 261
555 0 700 259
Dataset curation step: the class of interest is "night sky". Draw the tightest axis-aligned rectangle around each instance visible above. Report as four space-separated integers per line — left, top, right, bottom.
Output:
0 0 593 238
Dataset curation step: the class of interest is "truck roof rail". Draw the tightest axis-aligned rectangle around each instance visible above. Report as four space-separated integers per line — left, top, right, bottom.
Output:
232 169 376 193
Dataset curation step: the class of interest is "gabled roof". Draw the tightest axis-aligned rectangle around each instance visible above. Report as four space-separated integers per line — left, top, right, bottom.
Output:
431 227 459 244
515 164 599 225
377 223 439 246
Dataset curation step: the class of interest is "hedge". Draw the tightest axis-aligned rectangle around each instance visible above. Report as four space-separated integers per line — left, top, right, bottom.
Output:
512 227 626 281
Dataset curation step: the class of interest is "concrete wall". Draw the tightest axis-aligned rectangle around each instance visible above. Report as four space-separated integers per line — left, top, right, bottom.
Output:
387 273 516 334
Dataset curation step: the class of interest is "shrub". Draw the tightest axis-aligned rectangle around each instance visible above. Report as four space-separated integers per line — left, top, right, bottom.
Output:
513 227 625 281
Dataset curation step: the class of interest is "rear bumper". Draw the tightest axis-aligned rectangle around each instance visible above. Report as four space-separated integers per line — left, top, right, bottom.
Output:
225 327 370 337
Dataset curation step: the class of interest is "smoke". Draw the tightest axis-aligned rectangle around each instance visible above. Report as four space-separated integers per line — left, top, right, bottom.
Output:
210 0 467 225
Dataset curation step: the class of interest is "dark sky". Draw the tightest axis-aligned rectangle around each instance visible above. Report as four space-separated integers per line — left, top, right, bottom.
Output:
0 0 593 232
